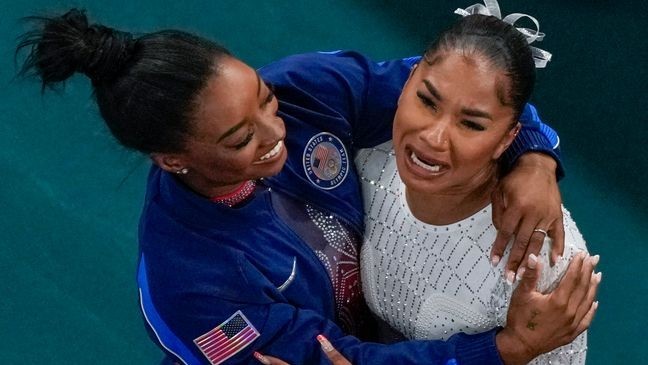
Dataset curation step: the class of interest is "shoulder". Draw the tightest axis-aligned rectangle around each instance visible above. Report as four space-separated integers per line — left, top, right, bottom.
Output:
355 140 397 186
259 50 415 101
259 50 375 83
537 205 589 290
561 205 588 252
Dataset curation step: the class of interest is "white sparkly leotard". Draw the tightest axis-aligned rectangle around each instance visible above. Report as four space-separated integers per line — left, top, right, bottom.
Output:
355 141 588 364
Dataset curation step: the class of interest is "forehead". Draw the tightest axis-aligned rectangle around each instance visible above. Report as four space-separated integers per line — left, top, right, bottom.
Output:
192 57 260 136
417 51 512 112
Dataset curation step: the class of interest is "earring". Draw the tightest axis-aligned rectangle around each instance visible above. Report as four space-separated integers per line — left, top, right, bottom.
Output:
176 168 189 175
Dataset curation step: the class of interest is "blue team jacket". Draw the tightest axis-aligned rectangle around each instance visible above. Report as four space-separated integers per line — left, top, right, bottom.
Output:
137 51 561 365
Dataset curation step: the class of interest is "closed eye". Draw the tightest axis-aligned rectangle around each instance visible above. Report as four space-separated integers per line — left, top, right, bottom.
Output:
461 120 485 131
233 129 254 149
416 91 438 111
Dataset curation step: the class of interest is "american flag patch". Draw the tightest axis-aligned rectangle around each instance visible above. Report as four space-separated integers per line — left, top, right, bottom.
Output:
193 310 260 365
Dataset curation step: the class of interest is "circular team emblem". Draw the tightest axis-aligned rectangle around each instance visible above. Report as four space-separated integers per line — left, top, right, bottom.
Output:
303 132 349 190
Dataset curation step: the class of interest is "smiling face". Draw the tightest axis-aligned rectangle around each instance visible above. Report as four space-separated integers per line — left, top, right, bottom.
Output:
154 56 287 196
393 50 520 197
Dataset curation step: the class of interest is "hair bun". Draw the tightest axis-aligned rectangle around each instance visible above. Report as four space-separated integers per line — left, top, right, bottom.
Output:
18 9 135 85
77 20 134 81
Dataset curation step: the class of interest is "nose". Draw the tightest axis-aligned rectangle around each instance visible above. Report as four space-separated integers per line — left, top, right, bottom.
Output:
419 118 449 151
256 109 284 145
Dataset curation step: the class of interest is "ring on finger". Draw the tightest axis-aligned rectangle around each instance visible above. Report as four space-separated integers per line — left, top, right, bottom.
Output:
532 228 549 239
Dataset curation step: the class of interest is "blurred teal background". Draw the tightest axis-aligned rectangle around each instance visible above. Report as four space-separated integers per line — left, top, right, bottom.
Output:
1 0 646 363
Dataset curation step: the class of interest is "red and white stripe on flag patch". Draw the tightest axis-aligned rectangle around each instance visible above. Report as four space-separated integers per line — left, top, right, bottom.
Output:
193 310 260 364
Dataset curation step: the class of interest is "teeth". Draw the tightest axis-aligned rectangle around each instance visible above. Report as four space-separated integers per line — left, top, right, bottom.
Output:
259 140 283 161
411 151 441 172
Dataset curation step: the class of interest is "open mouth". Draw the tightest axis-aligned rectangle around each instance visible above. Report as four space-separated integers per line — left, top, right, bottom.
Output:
409 150 448 173
258 140 283 162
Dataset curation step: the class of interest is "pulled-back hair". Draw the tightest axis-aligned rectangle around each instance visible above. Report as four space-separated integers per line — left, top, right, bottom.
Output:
424 14 535 119
17 9 231 153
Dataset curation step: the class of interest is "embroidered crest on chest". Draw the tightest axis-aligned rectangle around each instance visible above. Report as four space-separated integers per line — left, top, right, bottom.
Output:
303 132 349 190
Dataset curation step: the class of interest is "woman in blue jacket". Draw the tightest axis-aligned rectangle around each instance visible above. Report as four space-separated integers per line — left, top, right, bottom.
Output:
18 8 597 365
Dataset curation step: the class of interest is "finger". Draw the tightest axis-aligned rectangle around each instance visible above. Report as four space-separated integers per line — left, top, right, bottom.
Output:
491 188 505 230
575 300 599 335
552 252 586 300
549 218 565 266
505 216 541 280
566 254 598 312
491 207 521 269
491 230 510 268
516 232 545 280
513 220 550 280
568 254 599 311
516 253 542 293
255 352 289 365
318 335 351 365
573 268 602 325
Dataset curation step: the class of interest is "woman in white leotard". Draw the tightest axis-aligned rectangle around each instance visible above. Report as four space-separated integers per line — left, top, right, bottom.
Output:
357 3 598 364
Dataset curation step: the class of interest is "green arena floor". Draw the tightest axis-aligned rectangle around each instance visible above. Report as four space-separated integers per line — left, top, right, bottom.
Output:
1 0 646 363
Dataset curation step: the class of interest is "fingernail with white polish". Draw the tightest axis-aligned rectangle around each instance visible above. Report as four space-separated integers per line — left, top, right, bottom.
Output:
317 334 334 353
527 253 538 269
505 271 515 286
254 352 271 365
590 254 600 266
491 255 501 267
516 267 526 281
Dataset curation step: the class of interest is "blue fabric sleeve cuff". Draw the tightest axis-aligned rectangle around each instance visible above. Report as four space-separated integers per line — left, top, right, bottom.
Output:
502 127 565 181
453 328 503 365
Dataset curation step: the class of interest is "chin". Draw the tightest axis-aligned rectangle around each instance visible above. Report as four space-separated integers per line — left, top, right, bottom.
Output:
403 174 444 195
261 151 288 178
398 162 446 195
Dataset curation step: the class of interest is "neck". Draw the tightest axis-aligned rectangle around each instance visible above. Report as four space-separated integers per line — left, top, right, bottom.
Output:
405 175 497 226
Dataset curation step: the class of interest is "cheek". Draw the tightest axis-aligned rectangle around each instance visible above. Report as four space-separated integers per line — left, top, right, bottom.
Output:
453 138 501 168
192 146 251 174
393 98 421 139
223 149 258 170
392 115 405 143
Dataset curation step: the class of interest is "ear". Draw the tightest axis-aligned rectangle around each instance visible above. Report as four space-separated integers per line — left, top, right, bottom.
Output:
492 122 521 160
150 152 189 174
408 62 419 80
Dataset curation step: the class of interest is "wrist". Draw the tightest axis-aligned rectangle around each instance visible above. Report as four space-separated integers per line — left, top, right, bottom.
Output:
495 328 535 365
516 152 557 173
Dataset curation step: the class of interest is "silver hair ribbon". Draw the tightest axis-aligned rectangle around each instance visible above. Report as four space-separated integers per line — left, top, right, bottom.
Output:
454 0 552 68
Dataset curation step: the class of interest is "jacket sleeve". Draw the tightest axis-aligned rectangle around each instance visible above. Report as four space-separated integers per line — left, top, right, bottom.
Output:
236 302 503 365
258 51 416 150
139 255 503 365
502 103 565 180
141 292 503 364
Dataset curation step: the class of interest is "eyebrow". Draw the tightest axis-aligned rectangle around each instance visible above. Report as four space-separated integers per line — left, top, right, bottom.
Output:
217 121 246 143
461 107 493 120
423 79 493 120
422 79 443 101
